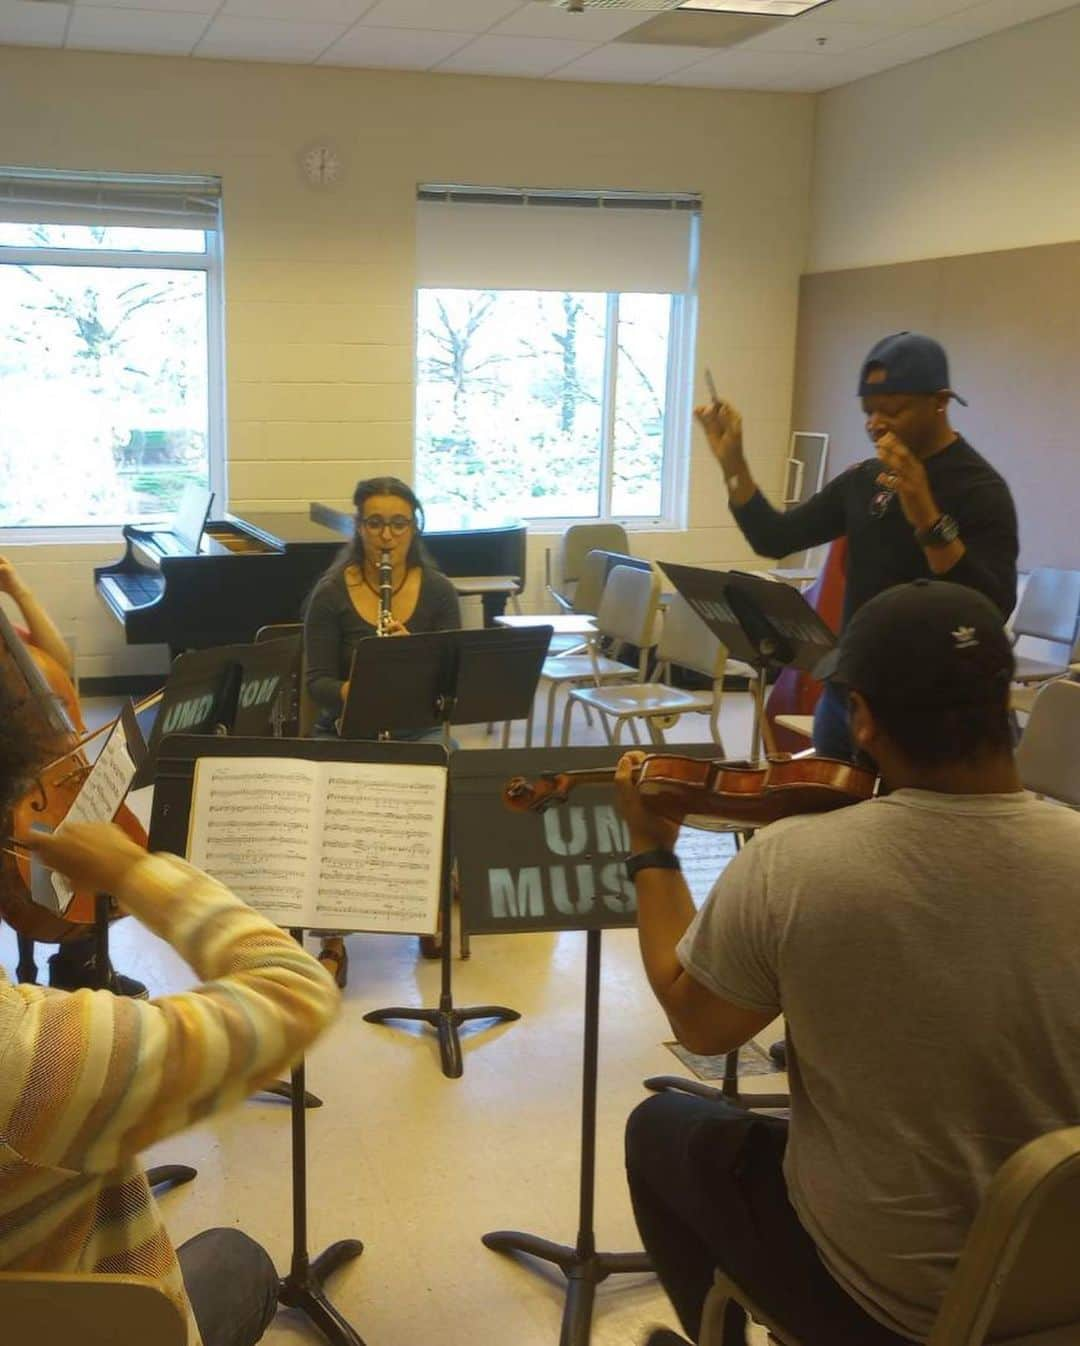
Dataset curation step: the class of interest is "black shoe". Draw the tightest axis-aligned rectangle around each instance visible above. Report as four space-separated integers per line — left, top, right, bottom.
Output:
768 1038 787 1070
644 1331 693 1346
48 949 148 999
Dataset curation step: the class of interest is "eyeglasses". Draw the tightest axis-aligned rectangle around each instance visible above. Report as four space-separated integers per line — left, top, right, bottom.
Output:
360 514 414 535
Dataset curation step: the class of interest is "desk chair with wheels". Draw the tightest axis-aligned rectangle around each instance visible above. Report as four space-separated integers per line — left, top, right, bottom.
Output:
561 593 733 749
0 1271 187 1346
699 1126 1080 1346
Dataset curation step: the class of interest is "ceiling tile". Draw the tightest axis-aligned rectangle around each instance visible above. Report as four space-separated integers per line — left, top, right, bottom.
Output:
941 0 1080 37
317 24 468 65
491 3 651 40
735 18 908 54
70 0 219 16
0 0 68 45
67 5 206 51
359 0 522 33
195 14 348 59
819 0 974 22
554 41 719 82
435 33 597 75
223 0 373 24
658 45 817 85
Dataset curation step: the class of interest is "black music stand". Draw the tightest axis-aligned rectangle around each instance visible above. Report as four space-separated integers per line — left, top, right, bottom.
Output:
657 563 837 763
150 734 448 1346
648 565 816 1110
453 745 692 1346
343 626 551 1080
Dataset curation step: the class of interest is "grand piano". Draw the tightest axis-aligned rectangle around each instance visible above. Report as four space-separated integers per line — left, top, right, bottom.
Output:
95 507 527 653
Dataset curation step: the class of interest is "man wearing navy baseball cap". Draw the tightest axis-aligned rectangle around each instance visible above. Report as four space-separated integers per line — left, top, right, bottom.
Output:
619 581 1080 1346
696 332 1018 760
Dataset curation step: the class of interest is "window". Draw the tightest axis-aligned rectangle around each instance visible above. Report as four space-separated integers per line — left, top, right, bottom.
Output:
0 170 223 535
414 189 699 530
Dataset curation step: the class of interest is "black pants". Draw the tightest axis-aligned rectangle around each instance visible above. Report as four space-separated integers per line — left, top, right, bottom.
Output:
625 1094 914 1346
178 1229 280 1346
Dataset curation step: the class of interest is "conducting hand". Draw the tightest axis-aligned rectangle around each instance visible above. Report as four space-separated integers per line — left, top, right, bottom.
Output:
874 431 939 530
614 751 681 855
28 823 148 902
694 397 745 477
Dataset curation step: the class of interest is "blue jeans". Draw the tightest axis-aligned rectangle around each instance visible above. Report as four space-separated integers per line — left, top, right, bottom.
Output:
178 1229 279 1346
812 681 854 762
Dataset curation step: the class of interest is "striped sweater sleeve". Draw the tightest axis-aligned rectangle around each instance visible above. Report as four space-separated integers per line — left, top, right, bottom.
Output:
0 853 340 1175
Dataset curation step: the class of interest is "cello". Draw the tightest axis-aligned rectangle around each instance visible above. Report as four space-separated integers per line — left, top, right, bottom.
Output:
0 601 148 948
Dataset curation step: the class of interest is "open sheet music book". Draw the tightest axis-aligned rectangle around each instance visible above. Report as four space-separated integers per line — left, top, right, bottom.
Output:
186 757 446 934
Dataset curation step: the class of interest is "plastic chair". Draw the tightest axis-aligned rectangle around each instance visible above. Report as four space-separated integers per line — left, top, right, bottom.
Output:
1010 568 1080 684
498 547 610 656
561 593 729 749
699 1125 1080 1346
546 522 630 611
0 1271 187 1346
519 564 660 748
1016 679 1080 805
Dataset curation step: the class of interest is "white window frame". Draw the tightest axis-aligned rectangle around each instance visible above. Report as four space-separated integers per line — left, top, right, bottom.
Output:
0 226 226 545
413 285 697 533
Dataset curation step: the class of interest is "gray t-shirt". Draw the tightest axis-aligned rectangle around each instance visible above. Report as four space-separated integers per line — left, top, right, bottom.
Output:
678 789 1080 1340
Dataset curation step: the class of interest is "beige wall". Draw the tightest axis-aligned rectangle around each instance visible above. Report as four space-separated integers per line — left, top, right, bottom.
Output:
0 46 814 678
809 4 1080 274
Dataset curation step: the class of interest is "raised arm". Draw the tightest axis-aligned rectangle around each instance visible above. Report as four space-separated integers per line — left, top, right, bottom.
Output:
3 824 339 1176
0 555 74 675
695 399 848 559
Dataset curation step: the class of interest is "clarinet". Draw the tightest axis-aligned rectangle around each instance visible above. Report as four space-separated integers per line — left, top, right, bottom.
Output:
378 549 394 636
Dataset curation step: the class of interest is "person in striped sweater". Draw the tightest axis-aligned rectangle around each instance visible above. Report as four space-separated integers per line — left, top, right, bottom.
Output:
0 667 341 1346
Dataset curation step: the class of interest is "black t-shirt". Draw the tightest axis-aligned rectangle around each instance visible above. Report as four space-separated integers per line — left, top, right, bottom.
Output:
732 436 1018 627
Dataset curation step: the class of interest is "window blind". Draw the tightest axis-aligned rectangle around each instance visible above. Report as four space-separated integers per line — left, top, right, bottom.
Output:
416 186 699 295
0 168 221 230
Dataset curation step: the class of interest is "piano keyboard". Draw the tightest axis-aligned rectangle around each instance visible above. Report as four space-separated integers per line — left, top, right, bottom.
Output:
102 572 165 609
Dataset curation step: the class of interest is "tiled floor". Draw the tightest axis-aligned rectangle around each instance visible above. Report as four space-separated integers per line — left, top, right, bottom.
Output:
1 684 782 1346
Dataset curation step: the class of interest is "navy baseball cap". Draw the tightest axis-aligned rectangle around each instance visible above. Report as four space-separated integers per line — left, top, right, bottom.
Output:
814 581 1013 709
858 332 968 406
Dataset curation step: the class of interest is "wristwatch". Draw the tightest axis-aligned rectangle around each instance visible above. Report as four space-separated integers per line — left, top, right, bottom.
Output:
914 514 960 548
625 848 682 880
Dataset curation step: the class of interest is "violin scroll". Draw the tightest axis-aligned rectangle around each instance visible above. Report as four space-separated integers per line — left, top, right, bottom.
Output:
503 774 572 813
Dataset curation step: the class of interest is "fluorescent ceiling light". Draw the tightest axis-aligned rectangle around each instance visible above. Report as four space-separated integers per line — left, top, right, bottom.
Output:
679 0 833 15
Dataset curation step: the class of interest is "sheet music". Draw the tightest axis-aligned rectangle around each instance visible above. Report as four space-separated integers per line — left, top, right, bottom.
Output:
313 762 445 934
52 715 139 911
186 756 446 934
187 758 319 927
675 828 739 908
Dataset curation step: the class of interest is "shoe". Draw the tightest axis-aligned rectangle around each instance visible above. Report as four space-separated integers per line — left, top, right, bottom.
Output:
768 1039 787 1070
49 950 148 999
643 1331 693 1346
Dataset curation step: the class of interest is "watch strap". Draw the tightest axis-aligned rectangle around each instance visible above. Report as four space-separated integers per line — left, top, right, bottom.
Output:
915 513 960 548
625 848 682 880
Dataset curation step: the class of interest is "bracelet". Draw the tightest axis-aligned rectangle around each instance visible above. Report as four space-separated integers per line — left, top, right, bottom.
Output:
625 848 682 880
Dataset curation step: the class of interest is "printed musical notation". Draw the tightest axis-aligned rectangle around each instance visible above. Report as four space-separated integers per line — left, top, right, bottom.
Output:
675 828 739 908
186 756 447 933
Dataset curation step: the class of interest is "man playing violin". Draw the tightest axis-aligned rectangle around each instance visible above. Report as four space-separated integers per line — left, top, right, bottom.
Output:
0 554 146 996
698 333 1018 760
0 660 340 1346
619 580 1080 1346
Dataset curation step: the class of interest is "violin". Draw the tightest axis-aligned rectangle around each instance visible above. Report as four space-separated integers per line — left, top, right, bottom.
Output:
503 751 877 830
0 604 148 943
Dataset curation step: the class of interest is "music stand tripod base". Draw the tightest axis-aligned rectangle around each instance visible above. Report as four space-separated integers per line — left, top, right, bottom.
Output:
363 993 520 1081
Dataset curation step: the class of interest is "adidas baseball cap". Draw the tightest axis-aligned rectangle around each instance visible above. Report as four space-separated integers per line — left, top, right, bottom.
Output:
814 581 1013 709
858 332 968 406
